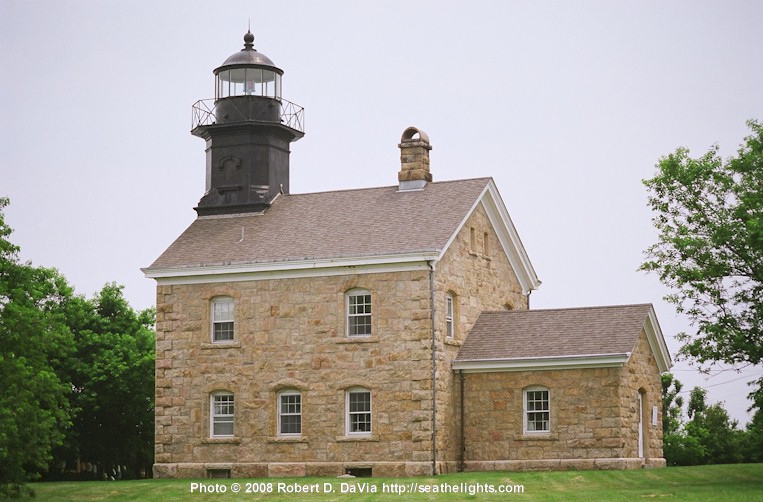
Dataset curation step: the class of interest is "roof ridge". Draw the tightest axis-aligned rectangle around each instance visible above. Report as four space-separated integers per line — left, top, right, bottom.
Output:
286 177 493 197
480 303 653 315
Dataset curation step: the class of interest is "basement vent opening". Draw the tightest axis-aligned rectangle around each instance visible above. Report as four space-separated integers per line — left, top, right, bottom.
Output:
207 469 231 479
344 467 372 478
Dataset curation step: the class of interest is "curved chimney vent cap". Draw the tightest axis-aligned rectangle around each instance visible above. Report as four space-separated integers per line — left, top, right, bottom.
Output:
400 126 430 145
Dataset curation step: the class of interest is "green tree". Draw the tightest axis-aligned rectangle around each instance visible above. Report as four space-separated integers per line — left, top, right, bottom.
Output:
641 119 763 406
52 284 155 480
662 373 684 435
661 378 746 466
743 406 763 462
683 386 744 465
0 198 75 496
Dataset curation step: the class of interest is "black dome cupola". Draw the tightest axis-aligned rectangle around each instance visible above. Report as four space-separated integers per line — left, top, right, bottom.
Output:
191 31 304 216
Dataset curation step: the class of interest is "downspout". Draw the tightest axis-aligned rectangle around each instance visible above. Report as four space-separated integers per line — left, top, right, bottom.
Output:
428 260 437 476
459 370 465 472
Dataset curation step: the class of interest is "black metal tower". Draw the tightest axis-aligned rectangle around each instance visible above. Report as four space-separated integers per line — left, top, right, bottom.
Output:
191 31 304 216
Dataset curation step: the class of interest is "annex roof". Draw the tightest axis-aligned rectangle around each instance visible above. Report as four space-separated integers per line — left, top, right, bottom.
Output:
453 304 671 373
143 178 541 293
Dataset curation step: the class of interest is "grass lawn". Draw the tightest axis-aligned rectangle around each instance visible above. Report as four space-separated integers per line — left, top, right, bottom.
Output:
28 464 763 501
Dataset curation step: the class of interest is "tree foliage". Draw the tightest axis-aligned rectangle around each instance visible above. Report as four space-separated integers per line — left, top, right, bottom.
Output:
662 373 684 435
642 120 763 405
0 198 154 495
661 373 757 466
54 284 155 479
0 198 73 496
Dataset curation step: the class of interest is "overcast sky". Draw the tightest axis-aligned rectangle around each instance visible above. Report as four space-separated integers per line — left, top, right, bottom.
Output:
2 1 762 425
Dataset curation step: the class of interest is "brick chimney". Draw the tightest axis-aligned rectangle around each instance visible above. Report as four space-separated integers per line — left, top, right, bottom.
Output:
398 126 432 191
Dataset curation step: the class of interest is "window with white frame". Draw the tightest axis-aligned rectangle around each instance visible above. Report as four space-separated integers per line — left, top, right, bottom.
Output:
346 290 372 337
346 388 372 435
445 293 454 338
211 392 234 437
278 390 302 436
211 297 234 342
524 386 550 433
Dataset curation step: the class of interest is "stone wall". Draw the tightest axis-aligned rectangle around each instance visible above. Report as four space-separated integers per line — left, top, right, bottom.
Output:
457 331 666 471
460 367 629 469
154 269 437 478
433 202 528 470
620 331 665 466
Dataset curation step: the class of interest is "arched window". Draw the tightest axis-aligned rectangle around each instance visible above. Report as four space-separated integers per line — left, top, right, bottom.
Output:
346 387 372 435
278 390 302 436
523 386 550 434
211 391 234 437
346 289 372 337
211 297 234 342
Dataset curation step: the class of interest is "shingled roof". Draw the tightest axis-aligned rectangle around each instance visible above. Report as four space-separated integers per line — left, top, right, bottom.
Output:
453 304 671 373
147 178 489 269
144 178 541 293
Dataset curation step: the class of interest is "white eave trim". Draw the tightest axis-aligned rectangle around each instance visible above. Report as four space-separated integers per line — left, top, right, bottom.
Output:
645 305 673 373
142 252 440 285
438 180 541 295
452 353 631 373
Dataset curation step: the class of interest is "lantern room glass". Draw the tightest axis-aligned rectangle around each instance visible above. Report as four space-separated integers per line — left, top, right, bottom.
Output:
216 68 281 100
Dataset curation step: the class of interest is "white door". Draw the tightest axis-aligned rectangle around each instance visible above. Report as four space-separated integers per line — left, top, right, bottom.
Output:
637 392 644 458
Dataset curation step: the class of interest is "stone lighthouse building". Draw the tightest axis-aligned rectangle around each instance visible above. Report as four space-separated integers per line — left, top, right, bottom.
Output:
144 32 671 478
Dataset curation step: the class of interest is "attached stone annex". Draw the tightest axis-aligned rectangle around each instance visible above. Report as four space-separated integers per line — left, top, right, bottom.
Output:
143 31 671 479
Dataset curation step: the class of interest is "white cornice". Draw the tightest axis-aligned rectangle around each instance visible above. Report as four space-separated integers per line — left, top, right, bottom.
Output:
452 353 631 373
480 181 541 294
142 252 439 285
644 305 673 373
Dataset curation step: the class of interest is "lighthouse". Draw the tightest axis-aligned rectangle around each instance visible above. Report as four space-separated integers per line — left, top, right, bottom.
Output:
191 31 304 216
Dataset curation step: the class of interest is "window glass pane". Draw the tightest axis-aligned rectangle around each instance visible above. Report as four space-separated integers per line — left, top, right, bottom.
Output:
212 299 234 342
217 70 230 98
213 300 233 322
279 393 301 435
446 295 454 337
213 420 234 436
261 70 276 97
348 293 372 336
348 391 371 433
212 394 234 436
229 68 246 96
281 415 301 434
525 389 549 432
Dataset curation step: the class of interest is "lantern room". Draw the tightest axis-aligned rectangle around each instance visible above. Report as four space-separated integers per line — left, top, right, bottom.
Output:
214 31 282 100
